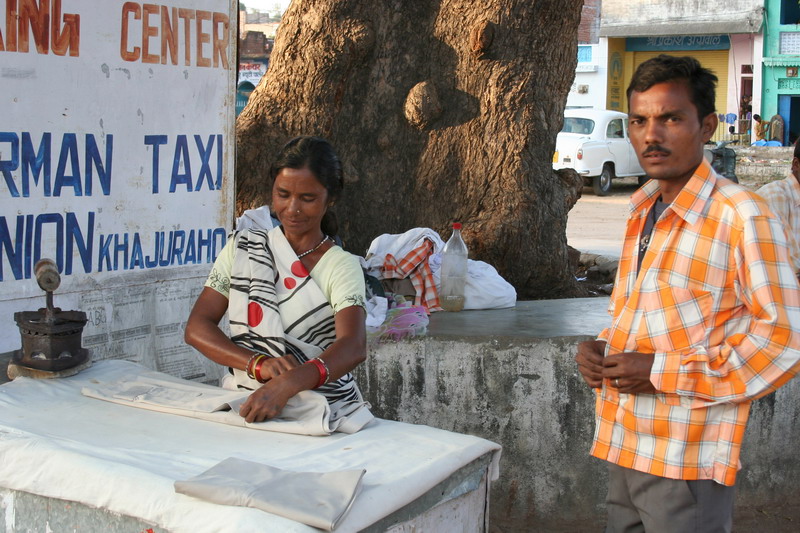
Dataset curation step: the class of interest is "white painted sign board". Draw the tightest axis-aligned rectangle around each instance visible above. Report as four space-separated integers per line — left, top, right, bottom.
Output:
1 0 236 381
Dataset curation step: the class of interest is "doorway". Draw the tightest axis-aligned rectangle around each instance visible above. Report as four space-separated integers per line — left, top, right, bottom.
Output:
778 95 800 146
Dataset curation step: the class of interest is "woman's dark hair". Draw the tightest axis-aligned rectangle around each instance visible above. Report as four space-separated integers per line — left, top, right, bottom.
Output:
270 136 344 237
626 54 718 122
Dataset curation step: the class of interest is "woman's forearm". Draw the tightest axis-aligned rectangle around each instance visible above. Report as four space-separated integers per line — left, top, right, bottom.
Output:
185 318 254 370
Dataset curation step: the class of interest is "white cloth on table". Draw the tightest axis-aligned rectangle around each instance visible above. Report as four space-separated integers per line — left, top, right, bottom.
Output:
175 457 365 531
0 359 502 533
81 364 372 435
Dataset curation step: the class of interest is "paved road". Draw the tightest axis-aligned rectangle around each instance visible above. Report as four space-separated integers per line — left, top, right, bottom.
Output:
566 177 639 258
566 173 767 259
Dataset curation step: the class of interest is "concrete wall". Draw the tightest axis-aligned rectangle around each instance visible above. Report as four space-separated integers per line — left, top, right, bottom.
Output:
735 146 793 184
355 313 800 531
601 0 764 37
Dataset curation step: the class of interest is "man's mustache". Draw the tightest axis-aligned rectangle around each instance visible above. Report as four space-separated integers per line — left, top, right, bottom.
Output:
642 145 671 156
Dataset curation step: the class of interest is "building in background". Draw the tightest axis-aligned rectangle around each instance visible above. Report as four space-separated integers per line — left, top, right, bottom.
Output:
236 10 277 115
762 0 800 145
600 0 764 142
567 0 608 109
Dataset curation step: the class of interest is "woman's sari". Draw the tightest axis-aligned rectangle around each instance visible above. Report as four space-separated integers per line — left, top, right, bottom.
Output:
226 228 371 428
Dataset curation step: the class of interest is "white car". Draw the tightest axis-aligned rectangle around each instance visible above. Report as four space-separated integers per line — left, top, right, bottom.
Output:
553 109 646 195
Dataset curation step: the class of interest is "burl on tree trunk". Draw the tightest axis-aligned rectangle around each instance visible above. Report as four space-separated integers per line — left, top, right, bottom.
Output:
236 0 586 299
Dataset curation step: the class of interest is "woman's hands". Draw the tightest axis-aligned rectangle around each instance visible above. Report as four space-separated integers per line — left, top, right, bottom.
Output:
255 354 299 382
238 355 299 423
239 376 296 423
238 305 368 423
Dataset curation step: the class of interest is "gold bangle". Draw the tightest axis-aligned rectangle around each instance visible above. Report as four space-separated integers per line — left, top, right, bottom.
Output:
246 353 264 380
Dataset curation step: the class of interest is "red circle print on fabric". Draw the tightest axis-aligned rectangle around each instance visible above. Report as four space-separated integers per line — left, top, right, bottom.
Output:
291 261 309 278
284 277 297 290
248 302 263 327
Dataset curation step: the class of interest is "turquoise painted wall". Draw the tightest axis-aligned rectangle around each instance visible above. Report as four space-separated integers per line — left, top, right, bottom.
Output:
762 0 800 143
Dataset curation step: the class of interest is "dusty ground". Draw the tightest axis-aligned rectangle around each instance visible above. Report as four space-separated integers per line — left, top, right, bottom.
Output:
566 172 776 259
565 173 800 533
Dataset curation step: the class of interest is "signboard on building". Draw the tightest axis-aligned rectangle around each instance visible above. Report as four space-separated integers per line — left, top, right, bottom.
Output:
607 50 624 111
1 0 236 381
626 35 730 52
238 61 267 87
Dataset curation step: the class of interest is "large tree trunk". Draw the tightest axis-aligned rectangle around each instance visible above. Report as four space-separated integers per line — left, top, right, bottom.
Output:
236 0 585 299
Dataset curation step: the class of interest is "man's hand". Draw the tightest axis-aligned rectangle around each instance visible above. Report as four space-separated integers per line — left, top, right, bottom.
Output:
575 340 606 389
602 352 656 394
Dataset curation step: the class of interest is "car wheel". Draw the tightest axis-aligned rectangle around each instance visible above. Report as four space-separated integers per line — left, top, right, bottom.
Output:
593 165 613 196
638 175 649 187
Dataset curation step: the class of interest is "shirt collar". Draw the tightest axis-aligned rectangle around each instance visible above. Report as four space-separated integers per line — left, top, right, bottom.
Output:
628 159 717 225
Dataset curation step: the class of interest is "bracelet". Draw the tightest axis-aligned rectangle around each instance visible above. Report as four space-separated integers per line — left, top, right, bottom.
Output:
254 356 268 384
246 354 265 380
308 358 330 389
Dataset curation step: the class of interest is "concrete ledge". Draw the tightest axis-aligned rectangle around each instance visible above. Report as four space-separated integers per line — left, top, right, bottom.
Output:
356 299 800 531
425 298 611 340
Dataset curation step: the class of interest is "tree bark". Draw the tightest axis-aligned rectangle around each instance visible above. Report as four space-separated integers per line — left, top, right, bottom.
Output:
236 0 586 299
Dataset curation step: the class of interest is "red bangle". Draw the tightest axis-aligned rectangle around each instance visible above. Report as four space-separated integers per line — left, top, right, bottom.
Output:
308 358 329 389
254 356 268 383
247 354 265 380
245 353 260 380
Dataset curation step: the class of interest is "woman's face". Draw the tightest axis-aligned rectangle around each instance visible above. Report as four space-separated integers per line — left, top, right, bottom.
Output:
272 166 329 237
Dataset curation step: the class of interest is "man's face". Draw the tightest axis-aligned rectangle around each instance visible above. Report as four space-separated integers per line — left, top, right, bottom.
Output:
628 81 717 186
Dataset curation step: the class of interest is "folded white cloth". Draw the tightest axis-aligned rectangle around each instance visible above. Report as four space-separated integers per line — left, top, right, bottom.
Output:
81 365 373 435
175 457 365 531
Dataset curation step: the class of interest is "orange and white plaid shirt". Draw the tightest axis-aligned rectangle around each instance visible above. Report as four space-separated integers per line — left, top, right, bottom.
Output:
593 160 800 486
757 172 800 273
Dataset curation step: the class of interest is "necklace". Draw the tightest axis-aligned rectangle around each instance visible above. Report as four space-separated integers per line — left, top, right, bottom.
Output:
639 199 664 255
296 235 330 258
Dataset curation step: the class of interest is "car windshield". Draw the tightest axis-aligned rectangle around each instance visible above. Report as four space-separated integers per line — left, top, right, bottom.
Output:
562 118 595 135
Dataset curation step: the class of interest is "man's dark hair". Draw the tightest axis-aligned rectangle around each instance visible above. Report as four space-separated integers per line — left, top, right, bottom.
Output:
754 114 761 122
627 54 718 122
794 138 800 160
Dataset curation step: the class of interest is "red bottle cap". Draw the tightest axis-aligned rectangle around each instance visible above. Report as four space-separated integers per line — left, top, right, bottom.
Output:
453 223 462 230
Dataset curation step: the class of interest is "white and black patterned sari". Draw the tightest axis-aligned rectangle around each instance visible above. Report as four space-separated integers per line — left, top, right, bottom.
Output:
227 228 370 425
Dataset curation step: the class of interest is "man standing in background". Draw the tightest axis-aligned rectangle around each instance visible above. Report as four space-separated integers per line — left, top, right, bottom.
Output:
757 141 800 275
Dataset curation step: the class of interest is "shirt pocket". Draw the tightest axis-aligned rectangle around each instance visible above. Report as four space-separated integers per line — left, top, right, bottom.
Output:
634 280 713 354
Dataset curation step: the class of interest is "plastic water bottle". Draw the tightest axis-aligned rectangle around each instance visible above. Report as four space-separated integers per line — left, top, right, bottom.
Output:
440 223 468 312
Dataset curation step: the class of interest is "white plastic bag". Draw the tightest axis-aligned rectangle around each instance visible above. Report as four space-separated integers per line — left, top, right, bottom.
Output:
429 253 516 310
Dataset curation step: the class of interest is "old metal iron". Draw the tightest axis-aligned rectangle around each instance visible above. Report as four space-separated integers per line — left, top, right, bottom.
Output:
7 259 92 380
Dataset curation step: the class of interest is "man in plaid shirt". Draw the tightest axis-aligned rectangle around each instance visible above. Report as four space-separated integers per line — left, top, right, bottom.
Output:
757 140 800 274
575 55 800 532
